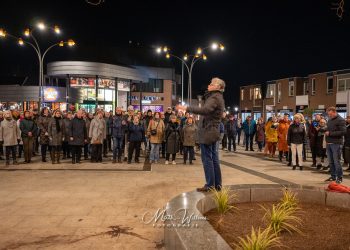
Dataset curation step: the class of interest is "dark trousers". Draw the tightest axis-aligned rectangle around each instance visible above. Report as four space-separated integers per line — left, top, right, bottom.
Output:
200 143 221 189
51 145 62 161
161 142 166 157
84 143 89 158
107 135 112 152
257 141 264 151
112 137 123 160
71 145 82 163
41 144 50 161
18 144 23 158
311 145 317 164
222 134 227 149
23 137 34 162
237 129 241 145
34 136 39 153
228 135 236 151
91 144 103 162
128 141 141 162
103 139 108 156
62 141 71 158
245 134 254 150
183 146 194 163
5 146 16 163
166 153 176 161
0 144 3 158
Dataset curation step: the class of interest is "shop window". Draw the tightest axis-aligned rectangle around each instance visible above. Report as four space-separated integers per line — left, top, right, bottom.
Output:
240 89 244 101
249 89 253 100
311 78 316 95
254 88 261 99
277 82 281 103
303 81 308 95
266 84 275 98
337 74 350 92
288 81 294 96
327 77 334 94
98 89 105 101
105 89 113 101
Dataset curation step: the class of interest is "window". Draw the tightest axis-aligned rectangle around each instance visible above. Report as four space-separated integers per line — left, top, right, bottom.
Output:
249 88 253 100
266 84 275 98
288 81 295 96
327 77 334 94
240 89 244 101
311 78 316 95
277 82 281 103
337 74 350 91
254 87 261 99
303 81 308 95
133 79 164 93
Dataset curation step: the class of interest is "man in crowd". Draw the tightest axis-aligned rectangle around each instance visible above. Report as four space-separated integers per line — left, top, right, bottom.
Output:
242 116 256 151
308 114 322 167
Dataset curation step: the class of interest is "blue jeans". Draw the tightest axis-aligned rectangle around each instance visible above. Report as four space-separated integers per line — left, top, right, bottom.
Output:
200 143 222 189
150 143 161 161
112 137 124 160
326 144 343 179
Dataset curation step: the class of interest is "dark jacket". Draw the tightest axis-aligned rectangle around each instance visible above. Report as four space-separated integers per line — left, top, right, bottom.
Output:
225 119 238 137
287 123 306 145
242 119 256 135
19 118 36 138
63 118 72 142
186 90 225 145
110 115 127 138
344 124 350 147
165 121 181 154
128 123 145 142
256 123 265 142
68 117 87 146
326 114 346 144
308 120 320 147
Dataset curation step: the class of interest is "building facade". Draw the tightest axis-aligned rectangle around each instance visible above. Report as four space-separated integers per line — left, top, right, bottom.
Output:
239 68 350 120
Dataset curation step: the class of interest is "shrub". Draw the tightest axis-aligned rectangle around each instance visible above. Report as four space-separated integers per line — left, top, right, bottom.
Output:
211 186 238 215
234 226 282 250
262 204 302 235
279 189 299 210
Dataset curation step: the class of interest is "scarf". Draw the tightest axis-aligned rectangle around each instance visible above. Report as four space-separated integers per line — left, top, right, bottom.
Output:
54 117 61 133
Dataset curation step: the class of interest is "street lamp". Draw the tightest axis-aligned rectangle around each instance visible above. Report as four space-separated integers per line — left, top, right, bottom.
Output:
0 23 75 108
156 42 225 105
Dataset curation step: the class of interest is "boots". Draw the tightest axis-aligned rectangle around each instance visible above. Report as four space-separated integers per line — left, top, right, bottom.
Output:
42 154 47 162
118 157 122 163
278 151 283 162
56 152 61 164
51 150 56 164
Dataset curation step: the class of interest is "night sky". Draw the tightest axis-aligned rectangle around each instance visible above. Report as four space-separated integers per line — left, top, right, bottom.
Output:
1 0 350 107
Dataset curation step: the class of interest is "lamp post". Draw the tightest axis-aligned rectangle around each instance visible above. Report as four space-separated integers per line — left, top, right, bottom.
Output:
0 24 75 108
156 43 224 106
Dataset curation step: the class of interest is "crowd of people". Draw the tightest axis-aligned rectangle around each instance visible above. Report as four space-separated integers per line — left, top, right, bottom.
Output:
0 105 199 166
220 106 349 184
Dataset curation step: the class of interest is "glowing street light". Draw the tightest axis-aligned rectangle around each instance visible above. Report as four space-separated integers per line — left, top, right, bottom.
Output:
54 25 60 34
156 47 162 53
163 46 168 52
37 22 46 30
18 38 24 45
183 54 188 61
202 54 207 60
196 47 202 55
0 28 6 37
211 42 218 50
67 39 75 46
59 41 64 47
166 53 170 59
24 28 30 37
219 44 225 51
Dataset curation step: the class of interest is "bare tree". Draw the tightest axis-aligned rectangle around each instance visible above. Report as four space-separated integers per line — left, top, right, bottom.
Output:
332 0 345 19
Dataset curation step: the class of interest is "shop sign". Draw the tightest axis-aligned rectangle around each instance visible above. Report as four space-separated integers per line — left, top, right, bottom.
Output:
43 87 59 102
118 80 130 91
98 79 115 89
70 77 95 87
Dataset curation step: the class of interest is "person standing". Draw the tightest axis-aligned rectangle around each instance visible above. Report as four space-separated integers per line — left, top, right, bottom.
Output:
277 114 290 161
343 116 350 172
256 117 265 152
308 114 321 167
110 107 127 163
176 77 225 192
265 116 278 158
242 116 256 151
221 112 228 151
144 110 153 155
38 108 51 162
89 110 106 163
0 111 21 165
147 112 165 164
127 116 145 164
236 118 242 145
324 107 346 183
225 114 238 152
315 118 327 170
48 109 65 164
62 112 72 159
68 110 87 164
83 112 92 160
20 110 36 163
0 111 3 160
103 111 112 158
164 115 181 165
181 116 197 165
287 114 306 170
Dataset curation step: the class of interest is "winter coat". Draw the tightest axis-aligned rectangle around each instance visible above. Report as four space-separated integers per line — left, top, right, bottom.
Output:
308 120 320 147
186 90 225 145
68 117 87 146
265 121 278 143
48 117 65 146
63 118 72 142
105 117 112 136
147 119 165 144
165 121 181 154
128 123 145 142
287 123 306 145
277 120 290 151
19 118 36 138
38 115 51 145
84 118 91 143
181 123 197 147
110 115 127 138
242 120 256 135
0 118 21 146
256 123 265 142
344 124 350 147
89 117 106 144
225 120 238 138
326 114 346 144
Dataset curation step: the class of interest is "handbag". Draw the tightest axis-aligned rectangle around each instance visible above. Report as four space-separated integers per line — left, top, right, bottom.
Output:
151 121 160 135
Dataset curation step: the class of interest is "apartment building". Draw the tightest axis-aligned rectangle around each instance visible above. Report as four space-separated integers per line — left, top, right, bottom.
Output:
239 68 350 120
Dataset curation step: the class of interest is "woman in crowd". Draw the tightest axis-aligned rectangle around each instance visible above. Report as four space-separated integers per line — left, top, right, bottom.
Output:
147 111 165 164
83 111 92 160
0 110 21 165
287 113 306 170
89 110 106 163
69 109 87 164
256 117 265 152
127 116 145 164
110 107 127 163
20 110 36 163
48 109 65 164
62 112 72 159
181 116 197 165
315 118 327 170
225 114 238 152
38 107 51 162
265 116 278 157
164 114 181 165
277 114 290 162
